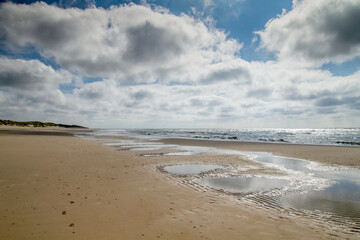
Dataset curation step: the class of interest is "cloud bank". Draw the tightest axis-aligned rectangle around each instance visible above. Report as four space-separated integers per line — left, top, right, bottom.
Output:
0 1 359 128
0 1 245 84
258 0 360 66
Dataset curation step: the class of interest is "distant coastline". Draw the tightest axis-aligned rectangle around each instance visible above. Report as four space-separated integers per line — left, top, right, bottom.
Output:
0 119 87 129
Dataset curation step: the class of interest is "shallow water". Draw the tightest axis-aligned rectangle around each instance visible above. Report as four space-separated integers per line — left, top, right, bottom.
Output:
163 151 195 156
203 152 360 229
78 130 360 231
280 179 360 222
196 177 290 194
130 147 162 151
163 164 225 175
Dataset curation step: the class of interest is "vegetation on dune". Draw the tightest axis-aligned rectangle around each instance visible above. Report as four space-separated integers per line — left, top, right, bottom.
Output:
0 119 87 129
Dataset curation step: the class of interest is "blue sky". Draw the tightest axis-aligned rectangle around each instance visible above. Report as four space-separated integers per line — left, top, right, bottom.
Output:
0 0 360 128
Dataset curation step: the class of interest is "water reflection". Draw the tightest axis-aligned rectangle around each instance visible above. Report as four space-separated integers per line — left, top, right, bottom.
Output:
196 177 289 194
246 152 360 227
163 164 225 175
280 180 360 221
79 131 360 230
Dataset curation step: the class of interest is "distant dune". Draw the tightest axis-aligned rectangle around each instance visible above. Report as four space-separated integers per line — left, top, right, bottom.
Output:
0 119 87 129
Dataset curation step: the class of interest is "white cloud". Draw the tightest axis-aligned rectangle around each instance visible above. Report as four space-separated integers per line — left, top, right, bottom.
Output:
0 57 72 91
0 58 75 120
0 2 243 84
1 62 359 127
74 79 118 100
257 0 360 66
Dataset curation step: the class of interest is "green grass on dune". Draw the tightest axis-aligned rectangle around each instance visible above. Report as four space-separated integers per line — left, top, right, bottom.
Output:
0 119 87 129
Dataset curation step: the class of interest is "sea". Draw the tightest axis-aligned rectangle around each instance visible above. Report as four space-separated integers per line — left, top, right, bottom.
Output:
90 128 360 146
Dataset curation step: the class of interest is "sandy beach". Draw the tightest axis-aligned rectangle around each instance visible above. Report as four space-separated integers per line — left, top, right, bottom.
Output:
0 128 359 240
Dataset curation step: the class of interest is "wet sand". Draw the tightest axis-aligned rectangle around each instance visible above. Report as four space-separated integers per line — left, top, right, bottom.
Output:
0 128 359 239
160 138 360 167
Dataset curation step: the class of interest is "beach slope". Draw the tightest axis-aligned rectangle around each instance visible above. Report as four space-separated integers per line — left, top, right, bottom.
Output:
0 129 357 239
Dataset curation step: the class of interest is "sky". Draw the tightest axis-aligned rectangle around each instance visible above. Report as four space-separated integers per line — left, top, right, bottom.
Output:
0 0 359 128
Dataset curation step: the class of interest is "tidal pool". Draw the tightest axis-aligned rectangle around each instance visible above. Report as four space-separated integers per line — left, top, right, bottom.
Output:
130 147 162 151
163 151 196 156
195 176 290 194
86 131 360 230
228 152 360 231
163 164 226 176
280 178 360 224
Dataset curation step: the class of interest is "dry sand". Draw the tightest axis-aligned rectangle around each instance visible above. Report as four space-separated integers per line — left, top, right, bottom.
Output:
0 128 359 239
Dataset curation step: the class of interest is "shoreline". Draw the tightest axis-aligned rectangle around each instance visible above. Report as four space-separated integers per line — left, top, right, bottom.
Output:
0 128 359 239
159 138 360 167
161 136 360 147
